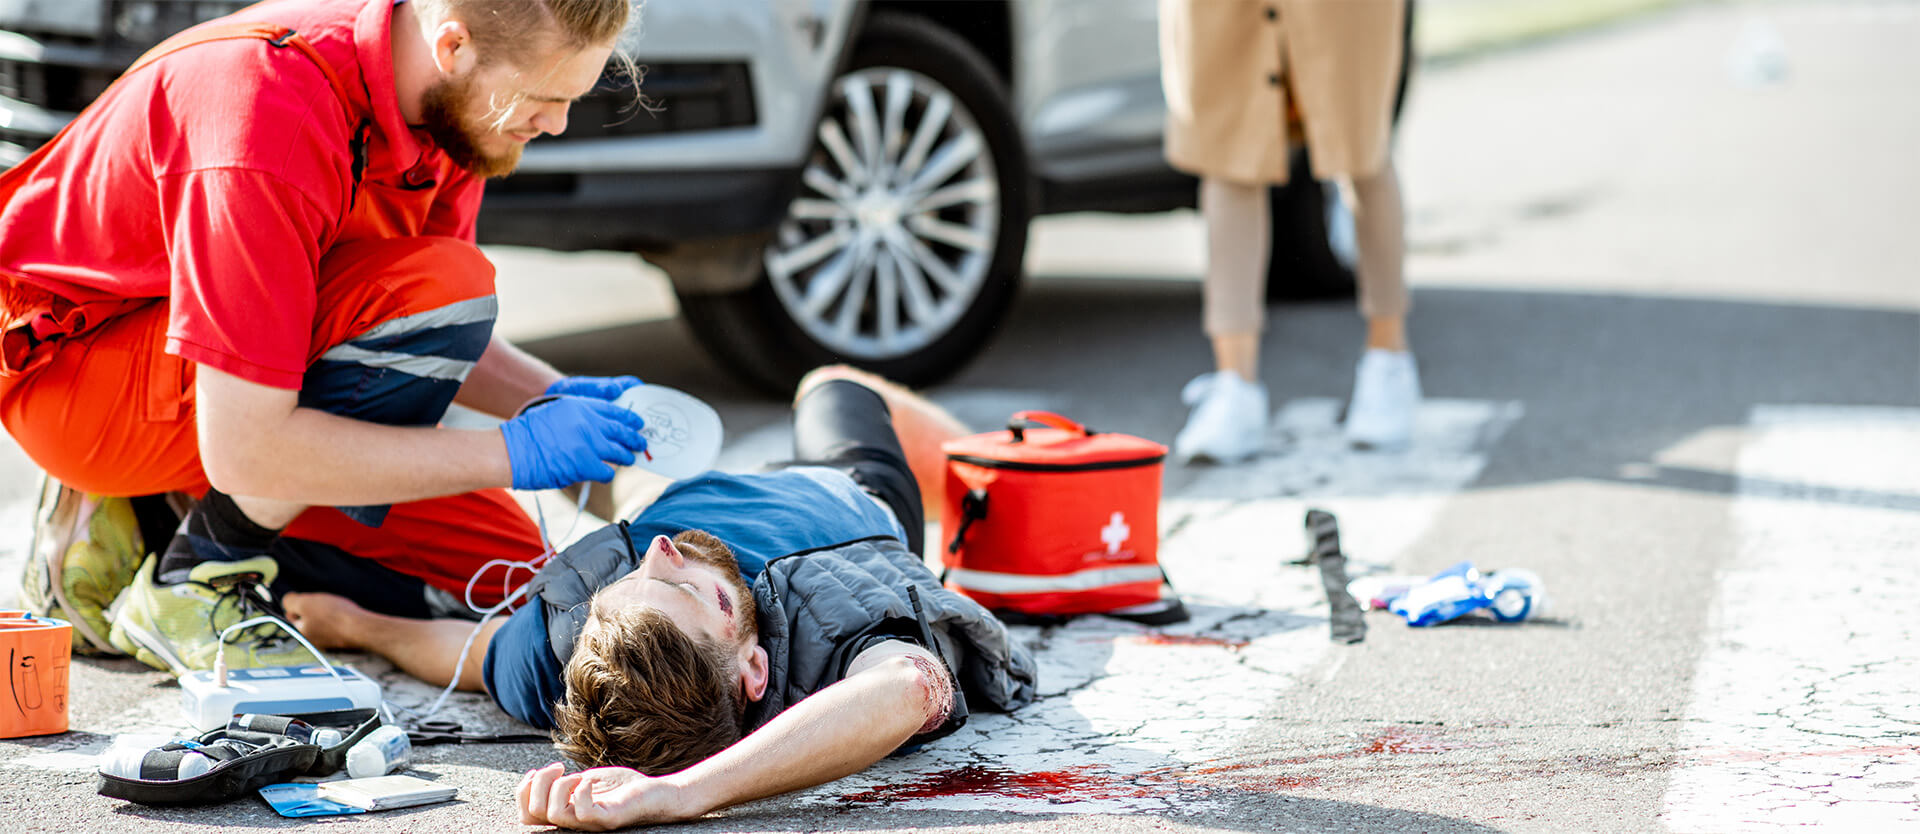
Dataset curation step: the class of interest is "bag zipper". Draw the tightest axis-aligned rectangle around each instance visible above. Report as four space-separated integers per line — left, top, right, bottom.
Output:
945 453 1164 473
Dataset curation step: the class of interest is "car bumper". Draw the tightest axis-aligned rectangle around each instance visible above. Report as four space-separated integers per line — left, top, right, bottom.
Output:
476 167 802 252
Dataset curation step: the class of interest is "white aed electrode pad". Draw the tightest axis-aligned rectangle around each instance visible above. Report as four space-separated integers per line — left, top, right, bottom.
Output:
614 384 724 481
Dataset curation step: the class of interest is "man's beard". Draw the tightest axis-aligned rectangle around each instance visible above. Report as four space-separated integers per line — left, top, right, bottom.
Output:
419 73 523 179
672 529 759 639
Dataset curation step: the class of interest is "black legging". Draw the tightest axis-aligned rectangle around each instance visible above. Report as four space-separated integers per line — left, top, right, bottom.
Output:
785 378 926 555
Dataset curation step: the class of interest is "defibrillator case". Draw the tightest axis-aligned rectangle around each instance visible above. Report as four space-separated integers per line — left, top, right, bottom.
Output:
95 709 382 807
940 411 1186 623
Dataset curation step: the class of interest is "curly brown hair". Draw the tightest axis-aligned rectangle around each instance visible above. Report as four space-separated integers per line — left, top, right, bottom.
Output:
552 607 742 774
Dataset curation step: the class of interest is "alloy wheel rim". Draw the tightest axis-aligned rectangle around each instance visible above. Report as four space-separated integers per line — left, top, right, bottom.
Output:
765 67 1000 360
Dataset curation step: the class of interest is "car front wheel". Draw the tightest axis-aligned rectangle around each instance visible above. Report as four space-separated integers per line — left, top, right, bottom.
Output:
678 12 1029 396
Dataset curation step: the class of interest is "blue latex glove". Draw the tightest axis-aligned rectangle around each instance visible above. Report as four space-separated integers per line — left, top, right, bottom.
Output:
545 375 642 401
500 396 649 490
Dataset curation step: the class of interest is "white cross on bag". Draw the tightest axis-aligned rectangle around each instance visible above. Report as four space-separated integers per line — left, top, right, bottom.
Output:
1100 511 1130 555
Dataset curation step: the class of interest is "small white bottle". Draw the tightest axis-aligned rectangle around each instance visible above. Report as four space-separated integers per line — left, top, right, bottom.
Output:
98 746 215 780
344 725 412 778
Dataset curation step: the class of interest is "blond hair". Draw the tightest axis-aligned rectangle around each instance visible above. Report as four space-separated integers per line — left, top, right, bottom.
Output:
415 0 632 61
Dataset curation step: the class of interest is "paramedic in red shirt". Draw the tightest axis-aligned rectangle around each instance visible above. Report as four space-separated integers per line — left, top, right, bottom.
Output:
0 0 646 671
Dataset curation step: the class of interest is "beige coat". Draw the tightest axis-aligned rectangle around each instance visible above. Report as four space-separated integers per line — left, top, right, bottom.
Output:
1160 0 1407 185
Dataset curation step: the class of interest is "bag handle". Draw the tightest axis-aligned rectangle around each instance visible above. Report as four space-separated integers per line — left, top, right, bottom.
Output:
1006 411 1095 443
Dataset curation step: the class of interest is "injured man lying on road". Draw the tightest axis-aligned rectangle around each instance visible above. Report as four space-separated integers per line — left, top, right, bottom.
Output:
282 367 1038 829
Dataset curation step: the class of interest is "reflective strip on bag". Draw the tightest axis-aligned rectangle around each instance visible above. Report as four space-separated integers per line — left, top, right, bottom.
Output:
946 565 1164 594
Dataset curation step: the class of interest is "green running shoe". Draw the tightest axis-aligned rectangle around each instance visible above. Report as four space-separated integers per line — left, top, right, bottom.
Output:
107 554 316 673
19 477 143 656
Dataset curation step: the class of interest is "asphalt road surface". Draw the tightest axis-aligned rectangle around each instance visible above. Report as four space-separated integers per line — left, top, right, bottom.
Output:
2 2 1916 832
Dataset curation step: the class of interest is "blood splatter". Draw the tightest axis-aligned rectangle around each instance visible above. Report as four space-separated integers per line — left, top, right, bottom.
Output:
1129 633 1250 650
838 765 1155 804
1220 773 1320 790
1361 726 1474 754
1181 760 1323 791
839 727 1485 805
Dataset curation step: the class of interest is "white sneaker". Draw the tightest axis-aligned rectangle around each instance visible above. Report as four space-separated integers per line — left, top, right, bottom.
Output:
1173 372 1269 464
1345 349 1422 450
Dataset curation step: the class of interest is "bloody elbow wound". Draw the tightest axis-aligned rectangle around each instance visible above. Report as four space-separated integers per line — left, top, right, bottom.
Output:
903 653 954 735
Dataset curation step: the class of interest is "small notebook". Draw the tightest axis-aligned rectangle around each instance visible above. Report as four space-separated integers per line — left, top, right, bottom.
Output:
316 775 458 811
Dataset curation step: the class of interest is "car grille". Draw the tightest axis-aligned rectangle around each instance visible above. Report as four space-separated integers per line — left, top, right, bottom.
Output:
487 173 578 196
550 61 755 141
0 125 49 154
0 57 116 114
0 54 759 161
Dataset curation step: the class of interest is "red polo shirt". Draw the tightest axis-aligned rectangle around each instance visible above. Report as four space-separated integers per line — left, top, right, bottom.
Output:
0 0 481 389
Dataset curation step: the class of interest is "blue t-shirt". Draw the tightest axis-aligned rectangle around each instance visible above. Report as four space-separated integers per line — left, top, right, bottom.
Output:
483 467 907 728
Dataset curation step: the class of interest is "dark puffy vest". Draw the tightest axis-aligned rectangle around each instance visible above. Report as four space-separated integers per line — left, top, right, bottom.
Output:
525 522 1038 733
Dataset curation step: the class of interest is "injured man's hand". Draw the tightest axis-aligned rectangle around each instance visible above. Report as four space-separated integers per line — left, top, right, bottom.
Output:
518 762 689 831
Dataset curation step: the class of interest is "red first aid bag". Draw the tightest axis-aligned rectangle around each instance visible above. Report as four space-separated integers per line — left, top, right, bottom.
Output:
940 411 1186 623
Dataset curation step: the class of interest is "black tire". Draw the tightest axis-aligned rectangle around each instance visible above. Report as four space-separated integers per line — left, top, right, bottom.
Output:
1265 0 1417 302
679 12 1030 397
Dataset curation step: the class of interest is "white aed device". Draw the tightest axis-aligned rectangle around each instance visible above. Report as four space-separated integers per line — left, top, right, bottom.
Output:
613 384 724 481
180 665 383 732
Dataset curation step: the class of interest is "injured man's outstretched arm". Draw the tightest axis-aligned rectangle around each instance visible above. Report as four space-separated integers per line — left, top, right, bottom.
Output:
516 639 954 830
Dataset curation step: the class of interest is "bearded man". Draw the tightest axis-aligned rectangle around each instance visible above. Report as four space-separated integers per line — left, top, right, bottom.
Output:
0 0 652 671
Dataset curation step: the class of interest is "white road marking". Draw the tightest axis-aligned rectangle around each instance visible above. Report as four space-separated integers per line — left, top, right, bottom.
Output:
1768 1 1920 26
804 398 1520 813
1662 406 1920 831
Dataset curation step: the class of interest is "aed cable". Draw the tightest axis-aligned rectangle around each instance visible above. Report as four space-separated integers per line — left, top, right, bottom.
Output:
379 483 590 737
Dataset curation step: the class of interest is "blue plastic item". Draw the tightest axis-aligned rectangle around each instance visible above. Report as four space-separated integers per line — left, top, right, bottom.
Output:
1385 562 1542 627
258 783 365 818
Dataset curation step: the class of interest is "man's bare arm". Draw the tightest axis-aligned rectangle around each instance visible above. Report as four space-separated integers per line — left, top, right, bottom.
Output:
453 334 565 419
281 592 504 691
516 641 953 830
196 366 512 505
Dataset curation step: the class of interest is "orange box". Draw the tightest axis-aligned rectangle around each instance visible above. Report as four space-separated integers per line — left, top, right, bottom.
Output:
1 616 72 738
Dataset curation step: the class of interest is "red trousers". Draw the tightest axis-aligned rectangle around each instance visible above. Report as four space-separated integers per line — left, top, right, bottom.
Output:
0 238 542 607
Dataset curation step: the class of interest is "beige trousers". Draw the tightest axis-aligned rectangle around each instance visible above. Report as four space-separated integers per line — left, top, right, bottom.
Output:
1201 162 1408 337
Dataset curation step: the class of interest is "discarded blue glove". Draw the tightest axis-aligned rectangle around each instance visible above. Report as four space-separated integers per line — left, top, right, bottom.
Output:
545 375 642 401
1386 561 1544 627
500 395 649 490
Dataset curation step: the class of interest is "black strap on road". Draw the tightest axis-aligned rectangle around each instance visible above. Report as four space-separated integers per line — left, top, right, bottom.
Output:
405 720 550 746
1306 508 1367 644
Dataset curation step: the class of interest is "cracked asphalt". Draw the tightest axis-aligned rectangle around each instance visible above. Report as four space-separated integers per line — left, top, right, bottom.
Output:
2 2 1917 832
